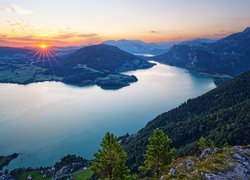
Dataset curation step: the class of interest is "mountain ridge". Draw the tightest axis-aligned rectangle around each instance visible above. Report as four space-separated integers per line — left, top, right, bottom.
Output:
154 27 250 76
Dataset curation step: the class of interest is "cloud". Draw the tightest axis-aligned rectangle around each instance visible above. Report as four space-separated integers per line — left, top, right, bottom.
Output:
6 19 28 31
0 33 7 43
54 33 98 39
1 4 34 15
149 30 160 34
0 33 7 38
78 33 98 38
0 33 102 47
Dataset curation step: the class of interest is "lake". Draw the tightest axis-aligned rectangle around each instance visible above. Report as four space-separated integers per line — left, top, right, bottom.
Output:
0 61 216 169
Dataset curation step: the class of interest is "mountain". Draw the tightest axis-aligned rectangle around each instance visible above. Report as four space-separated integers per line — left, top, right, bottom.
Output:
0 46 31 64
154 28 250 76
0 46 30 55
103 40 171 55
121 70 250 169
180 38 216 46
53 46 84 58
60 44 155 89
103 39 216 55
64 44 154 73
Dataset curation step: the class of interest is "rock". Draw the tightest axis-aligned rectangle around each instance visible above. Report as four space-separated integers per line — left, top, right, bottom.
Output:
160 175 165 180
234 153 246 162
186 159 195 170
200 148 212 160
202 146 250 180
26 175 32 180
204 173 226 180
169 168 177 175
233 146 244 152
214 147 219 153
204 161 250 180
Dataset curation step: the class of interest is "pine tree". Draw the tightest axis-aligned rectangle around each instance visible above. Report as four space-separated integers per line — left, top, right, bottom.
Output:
139 128 175 177
91 132 129 179
198 137 207 151
198 137 215 151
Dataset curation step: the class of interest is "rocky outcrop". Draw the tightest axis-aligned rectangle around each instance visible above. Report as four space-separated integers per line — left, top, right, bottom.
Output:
165 146 250 180
203 146 250 180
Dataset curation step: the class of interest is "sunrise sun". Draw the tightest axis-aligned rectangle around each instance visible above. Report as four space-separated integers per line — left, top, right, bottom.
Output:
39 44 48 50
32 43 59 65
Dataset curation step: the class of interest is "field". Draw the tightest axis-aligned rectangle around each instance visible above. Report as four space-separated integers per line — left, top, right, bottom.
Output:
73 170 93 180
16 170 51 180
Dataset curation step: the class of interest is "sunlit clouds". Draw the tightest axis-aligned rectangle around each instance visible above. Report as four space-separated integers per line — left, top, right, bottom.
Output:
0 0 250 47
0 25 102 47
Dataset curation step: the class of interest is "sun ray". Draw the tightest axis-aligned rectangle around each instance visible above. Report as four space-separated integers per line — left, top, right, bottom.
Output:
29 43 62 70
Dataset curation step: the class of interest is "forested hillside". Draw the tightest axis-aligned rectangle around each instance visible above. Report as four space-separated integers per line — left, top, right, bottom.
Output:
122 71 250 169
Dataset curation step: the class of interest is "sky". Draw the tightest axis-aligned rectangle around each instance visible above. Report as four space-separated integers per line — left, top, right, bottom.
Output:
0 0 250 47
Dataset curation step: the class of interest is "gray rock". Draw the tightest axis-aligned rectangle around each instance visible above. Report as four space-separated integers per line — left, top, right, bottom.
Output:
200 148 212 160
186 159 195 170
234 153 246 162
204 161 250 180
203 146 250 180
169 168 177 175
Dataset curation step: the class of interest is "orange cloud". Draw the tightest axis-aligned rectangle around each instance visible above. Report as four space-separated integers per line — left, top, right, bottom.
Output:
54 33 98 39
0 33 102 47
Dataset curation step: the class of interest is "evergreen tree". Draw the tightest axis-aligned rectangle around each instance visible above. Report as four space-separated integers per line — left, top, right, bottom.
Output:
91 132 129 179
198 137 215 151
139 128 175 177
198 137 207 151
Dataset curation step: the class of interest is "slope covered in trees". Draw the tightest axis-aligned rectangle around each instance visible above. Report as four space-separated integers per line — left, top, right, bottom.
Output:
121 71 250 169
154 27 250 76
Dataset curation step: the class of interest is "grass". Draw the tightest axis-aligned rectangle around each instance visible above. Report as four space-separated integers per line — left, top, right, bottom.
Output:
0 62 63 84
163 148 236 179
73 169 93 180
197 151 233 173
16 170 50 180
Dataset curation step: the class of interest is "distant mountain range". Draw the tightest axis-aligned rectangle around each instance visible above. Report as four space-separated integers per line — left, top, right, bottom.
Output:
179 38 216 46
154 28 250 76
121 69 250 169
103 39 169 55
0 46 30 55
103 38 215 55
1 27 249 87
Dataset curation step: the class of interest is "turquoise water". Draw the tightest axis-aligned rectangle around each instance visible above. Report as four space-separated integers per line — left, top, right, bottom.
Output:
0 62 215 169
